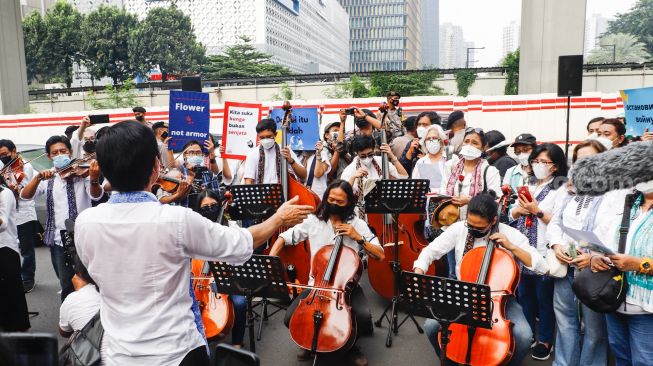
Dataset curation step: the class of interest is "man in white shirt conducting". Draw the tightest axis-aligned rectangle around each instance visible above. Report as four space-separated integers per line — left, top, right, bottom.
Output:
74 121 312 366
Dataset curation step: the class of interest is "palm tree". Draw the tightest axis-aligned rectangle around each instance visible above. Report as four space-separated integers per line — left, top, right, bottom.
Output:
587 33 651 64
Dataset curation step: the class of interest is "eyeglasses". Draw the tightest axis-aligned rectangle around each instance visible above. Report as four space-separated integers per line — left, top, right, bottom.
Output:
530 160 554 165
424 137 441 142
465 127 484 135
464 222 491 231
185 151 204 157
358 152 375 159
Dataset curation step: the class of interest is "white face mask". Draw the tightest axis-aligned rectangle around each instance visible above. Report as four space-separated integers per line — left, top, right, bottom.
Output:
260 138 275 150
459 144 483 161
360 156 373 167
517 153 530 167
416 127 428 139
532 163 551 180
426 140 441 155
596 136 615 150
635 180 653 194
587 132 599 140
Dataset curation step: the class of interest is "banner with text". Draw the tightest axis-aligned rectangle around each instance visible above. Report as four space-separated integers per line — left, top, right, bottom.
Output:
269 107 319 151
222 101 262 160
620 86 653 136
168 90 211 152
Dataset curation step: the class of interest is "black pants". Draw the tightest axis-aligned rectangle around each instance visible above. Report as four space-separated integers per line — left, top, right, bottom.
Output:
17 220 38 282
179 346 210 366
50 245 75 303
0 247 31 331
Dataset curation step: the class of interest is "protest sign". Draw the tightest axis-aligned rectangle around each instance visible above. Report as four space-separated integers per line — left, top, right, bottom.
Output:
168 90 211 152
269 107 319 151
620 86 653 136
222 101 262 160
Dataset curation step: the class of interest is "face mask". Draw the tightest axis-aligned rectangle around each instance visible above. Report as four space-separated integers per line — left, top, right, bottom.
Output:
391 99 400 107
532 163 551 180
0 156 12 166
355 118 368 128
83 139 96 154
596 136 615 150
327 203 348 216
360 157 373 167
135 115 144 122
517 153 530 167
635 180 653 194
459 144 483 161
200 205 220 222
260 138 276 150
416 127 427 139
52 154 71 169
450 130 465 152
468 225 491 239
426 140 441 155
186 155 204 167
587 132 598 140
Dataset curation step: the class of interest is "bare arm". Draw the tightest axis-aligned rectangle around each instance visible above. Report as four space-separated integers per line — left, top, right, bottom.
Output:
247 196 313 248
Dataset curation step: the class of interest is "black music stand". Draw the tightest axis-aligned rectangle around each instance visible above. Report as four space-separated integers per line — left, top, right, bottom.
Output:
228 184 283 222
209 255 291 352
401 271 492 366
365 179 429 347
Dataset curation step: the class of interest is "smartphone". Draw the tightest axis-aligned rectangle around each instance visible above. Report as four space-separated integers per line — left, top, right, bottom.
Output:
89 114 110 125
517 186 533 202
161 131 168 139
344 107 356 115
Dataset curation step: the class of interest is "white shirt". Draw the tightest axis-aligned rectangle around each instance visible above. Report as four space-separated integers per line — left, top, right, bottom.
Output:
440 159 501 220
15 163 37 225
0 188 19 253
414 221 548 279
75 192 254 366
22 175 102 246
243 145 300 184
59 284 101 332
304 149 331 198
412 156 446 192
279 214 381 285
341 156 408 196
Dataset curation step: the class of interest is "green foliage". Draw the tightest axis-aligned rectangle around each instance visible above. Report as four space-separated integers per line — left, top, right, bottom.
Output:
607 0 653 54
41 0 84 88
455 69 477 97
129 5 206 81
81 5 139 84
587 33 651 63
501 49 520 95
323 75 371 99
22 11 48 84
201 36 291 79
87 79 139 110
271 82 301 101
367 71 445 97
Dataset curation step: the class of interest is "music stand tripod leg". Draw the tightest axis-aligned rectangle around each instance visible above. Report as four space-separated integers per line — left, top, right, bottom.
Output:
245 289 256 352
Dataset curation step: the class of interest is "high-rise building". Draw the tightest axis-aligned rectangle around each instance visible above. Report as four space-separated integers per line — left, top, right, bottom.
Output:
421 0 439 68
439 23 466 68
501 21 520 60
584 13 608 55
338 0 423 72
19 0 57 17
123 0 350 74
70 0 123 13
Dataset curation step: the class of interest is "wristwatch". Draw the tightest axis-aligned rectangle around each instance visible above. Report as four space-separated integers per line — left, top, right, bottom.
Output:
536 211 544 219
639 257 652 274
356 238 366 246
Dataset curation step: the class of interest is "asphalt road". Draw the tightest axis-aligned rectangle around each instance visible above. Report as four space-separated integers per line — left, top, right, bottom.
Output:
27 246 553 366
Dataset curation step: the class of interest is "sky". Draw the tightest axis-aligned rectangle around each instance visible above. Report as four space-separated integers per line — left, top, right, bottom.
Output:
439 0 639 67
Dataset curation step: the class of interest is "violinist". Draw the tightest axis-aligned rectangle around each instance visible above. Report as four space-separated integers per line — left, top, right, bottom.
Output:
20 135 104 302
413 194 547 366
269 180 384 366
0 139 39 292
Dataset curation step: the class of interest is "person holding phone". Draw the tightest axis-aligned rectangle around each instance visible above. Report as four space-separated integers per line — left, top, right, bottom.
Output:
509 143 568 360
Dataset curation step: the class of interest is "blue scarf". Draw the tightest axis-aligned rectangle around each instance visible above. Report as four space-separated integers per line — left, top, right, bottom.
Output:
625 195 653 310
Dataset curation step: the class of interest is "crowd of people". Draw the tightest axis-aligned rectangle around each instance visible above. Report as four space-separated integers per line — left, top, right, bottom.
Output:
0 94 652 366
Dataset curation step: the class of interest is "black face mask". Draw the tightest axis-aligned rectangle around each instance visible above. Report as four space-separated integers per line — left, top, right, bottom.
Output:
135 115 145 122
83 140 96 153
327 203 348 216
200 205 220 222
0 156 13 165
468 225 491 239
355 118 368 128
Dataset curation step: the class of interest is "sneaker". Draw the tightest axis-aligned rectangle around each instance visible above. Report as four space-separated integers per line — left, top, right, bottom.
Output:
532 342 553 361
347 346 368 366
23 280 35 293
529 338 537 349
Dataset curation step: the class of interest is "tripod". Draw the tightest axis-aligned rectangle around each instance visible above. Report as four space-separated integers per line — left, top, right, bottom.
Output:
365 179 429 347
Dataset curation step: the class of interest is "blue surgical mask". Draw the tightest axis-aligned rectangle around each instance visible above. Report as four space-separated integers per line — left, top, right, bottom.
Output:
52 154 71 169
186 155 204 167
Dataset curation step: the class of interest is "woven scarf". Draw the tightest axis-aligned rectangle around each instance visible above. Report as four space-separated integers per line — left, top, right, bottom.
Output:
257 144 281 184
445 159 484 197
43 177 78 246
516 183 552 275
355 156 382 219
625 195 653 310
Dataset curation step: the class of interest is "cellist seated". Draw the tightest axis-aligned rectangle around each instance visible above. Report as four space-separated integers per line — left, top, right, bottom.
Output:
413 194 548 366
269 180 384 366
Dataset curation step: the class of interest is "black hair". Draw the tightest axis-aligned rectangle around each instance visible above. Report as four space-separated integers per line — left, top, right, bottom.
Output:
96 121 159 192
485 130 507 156
354 108 375 128
151 121 167 132
468 193 499 222
45 135 72 155
586 117 604 131
132 106 146 113
194 189 221 213
95 126 110 141
315 180 356 222
73 254 98 291
464 128 488 147
351 134 375 153
64 125 79 139
417 111 441 126
256 118 277 135
182 139 203 152
403 116 418 132
601 118 628 147
0 140 16 152
529 143 569 189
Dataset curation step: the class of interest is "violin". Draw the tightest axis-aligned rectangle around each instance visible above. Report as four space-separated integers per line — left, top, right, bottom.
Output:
0 155 26 186
55 153 97 179
440 224 518 366
156 169 202 194
288 235 361 354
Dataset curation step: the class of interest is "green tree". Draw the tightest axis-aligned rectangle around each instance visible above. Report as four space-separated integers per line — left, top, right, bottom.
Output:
271 82 302 101
323 75 370 99
607 0 653 54
501 48 520 95
587 33 651 63
81 5 139 84
22 11 48 84
201 36 291 79
42 0 84 88
87 79 139 109
367 71 444 97
129 5 206 81
455 69 477 97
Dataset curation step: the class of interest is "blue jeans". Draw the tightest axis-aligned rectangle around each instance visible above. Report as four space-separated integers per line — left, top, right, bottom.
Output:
552 270 608 366
424 297 532 366
517 272 555 343
18 220 38 282
446 250 456 279
606 311 653 366
50 245 74 303
231 295 247 346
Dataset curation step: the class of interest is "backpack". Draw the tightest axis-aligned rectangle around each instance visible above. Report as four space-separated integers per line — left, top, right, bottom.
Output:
59 311 103 366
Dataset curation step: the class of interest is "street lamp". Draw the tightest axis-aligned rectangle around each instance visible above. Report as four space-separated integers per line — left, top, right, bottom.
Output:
600 44 616 63
466 47 485 68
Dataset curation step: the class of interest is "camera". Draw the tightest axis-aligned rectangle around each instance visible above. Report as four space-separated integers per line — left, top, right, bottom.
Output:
332 132 338 141
161 131 168 139
344 107 356 115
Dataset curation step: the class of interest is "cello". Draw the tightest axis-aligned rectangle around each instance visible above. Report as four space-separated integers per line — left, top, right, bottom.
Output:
367 103 437 300
266 101 321 285
288 234 361 355
439 222 518 365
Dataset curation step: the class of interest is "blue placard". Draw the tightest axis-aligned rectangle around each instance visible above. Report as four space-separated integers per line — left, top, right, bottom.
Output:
621 86 653 136
269 107 319 151
168 90 211 152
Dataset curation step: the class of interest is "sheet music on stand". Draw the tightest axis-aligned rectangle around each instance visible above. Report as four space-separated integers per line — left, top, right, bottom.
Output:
365 179 429 214
229 184 283 221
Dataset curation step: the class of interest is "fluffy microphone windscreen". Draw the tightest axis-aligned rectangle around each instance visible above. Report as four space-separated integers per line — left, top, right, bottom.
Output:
572 141 653 196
